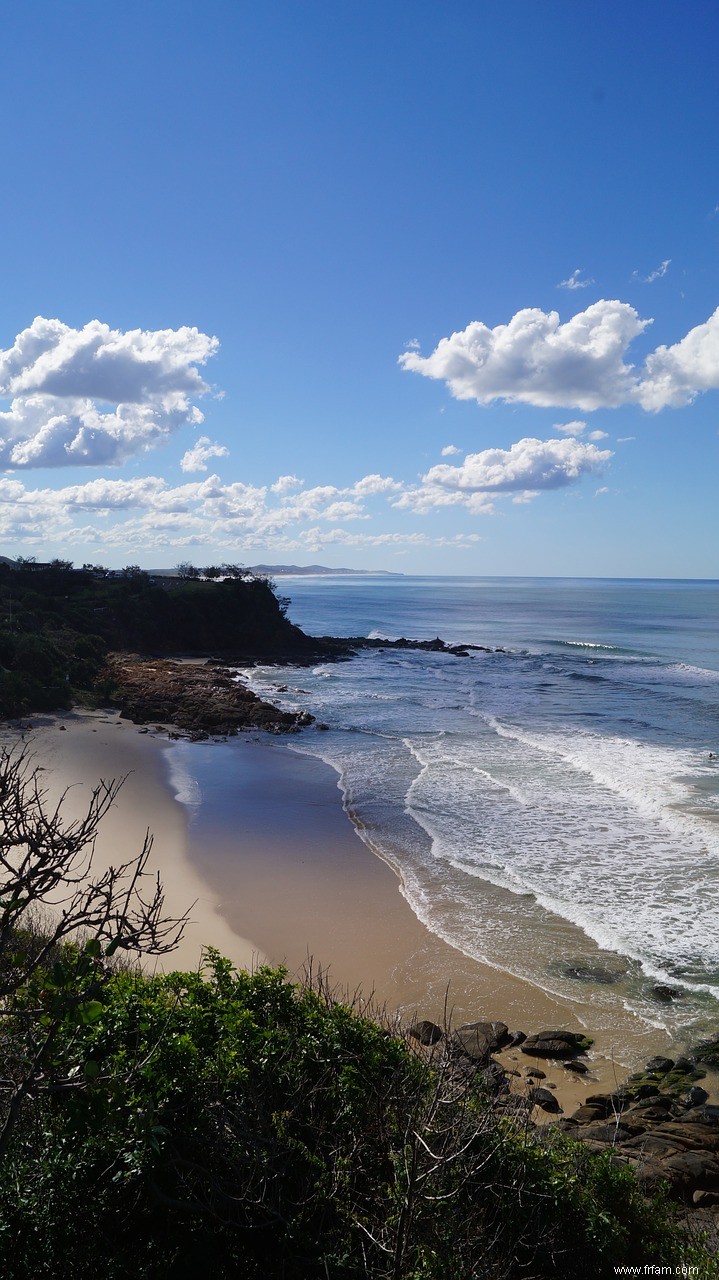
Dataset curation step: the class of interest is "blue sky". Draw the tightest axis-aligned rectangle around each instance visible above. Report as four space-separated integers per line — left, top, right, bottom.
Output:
0 1 717 575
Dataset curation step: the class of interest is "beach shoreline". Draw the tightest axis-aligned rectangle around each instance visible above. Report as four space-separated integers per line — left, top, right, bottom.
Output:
4 707 713 1117
1 708 265 976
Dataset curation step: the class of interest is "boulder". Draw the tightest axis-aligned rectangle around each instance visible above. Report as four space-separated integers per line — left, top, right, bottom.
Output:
454 1020 509 1060
520 1029 592 1058
563 1060 588 1074
651 984 683 1002
660 1151 719 1199
693 1190 719 1208
689 1036 719 1070
508 1030 527 1047
408 1020 443 1047
581 1123 633 1145
561 962 623 985
529 1087 562 1113
645 1056 674 1074
686 1086 709 1108
572 1100 619 1123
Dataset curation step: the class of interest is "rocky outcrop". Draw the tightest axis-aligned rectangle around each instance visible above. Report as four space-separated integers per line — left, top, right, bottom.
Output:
406 1013 719 1217
557 1052 719 1206
104 655 313 736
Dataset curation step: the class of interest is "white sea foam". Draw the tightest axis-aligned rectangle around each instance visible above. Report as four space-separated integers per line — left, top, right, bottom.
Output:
240 613 719 1031
165 746 202 807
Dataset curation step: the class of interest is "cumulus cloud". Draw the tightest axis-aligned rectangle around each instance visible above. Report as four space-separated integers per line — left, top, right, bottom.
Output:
638 307 719 409
400 301 719 412
396 437 611 515
553 419 587 435
440 443 461 455
399 301 649 411
180 436 229 472
558 268 594 290
0 317 218 468
270 474 304 494
350 473 402 496
587 429 609 440
424 437 611 493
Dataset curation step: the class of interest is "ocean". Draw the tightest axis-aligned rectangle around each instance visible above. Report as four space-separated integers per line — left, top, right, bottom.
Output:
233 575 719 1048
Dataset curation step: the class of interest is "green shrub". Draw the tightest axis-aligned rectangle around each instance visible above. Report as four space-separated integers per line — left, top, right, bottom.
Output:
0 953 713 1279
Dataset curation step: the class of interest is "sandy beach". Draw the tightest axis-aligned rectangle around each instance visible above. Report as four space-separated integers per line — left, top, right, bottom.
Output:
2 710 263 976
4 711 713 1117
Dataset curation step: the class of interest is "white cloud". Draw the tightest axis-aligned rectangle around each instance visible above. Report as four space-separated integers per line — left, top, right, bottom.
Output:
0 317 218 468
424 437 611 493
270 474 304 494
350 473 402 496
553 420 587 435
440 443 461 455
588 429 608 440
399 301 649 411
638 307 719 409
397 437 611 515
558 268 594 290
180 435 229 472
595 486 609 496
632 259 671 284
400 301 719 413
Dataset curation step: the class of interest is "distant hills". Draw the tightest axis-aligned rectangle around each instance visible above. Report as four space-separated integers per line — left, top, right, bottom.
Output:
247 564 405 577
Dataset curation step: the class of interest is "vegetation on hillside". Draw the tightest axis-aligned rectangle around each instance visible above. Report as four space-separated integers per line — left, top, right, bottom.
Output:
1 952 713 1279
0 559 316 718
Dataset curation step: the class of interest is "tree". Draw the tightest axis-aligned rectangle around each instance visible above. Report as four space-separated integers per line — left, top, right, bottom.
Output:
174 562 200 580
0 748 187 1160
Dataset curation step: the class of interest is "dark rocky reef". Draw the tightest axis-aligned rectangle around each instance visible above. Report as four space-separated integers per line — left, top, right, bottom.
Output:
407 1016 719 1217
104 655 313 737
313 635 504 660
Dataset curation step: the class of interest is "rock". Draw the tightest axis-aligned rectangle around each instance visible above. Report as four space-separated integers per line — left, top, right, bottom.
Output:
675 1056 695 1073
660 1151 719 1198
529 1087 562 1113
58 724 66 731
645 1056 674 1074
520 1029 593 1058
563 1060 589 1074
508 1030 527 1047
632 1084 663 1101
686 1086 710 1107
105 656 313 736
693 1190 719 1207
525 1068 546 1079
483 1061 509 1092
572 1103 616 1124
561 962 623 985
621 1133 686 1159
651 984 683 1002
689 1037 719 1070
629 1099 674 1119
581 1123 633 1145
454 1020 510 1060
408 1020 443 1047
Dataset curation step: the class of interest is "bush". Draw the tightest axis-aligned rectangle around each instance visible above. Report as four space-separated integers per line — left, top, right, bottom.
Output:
0 953 712 1280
